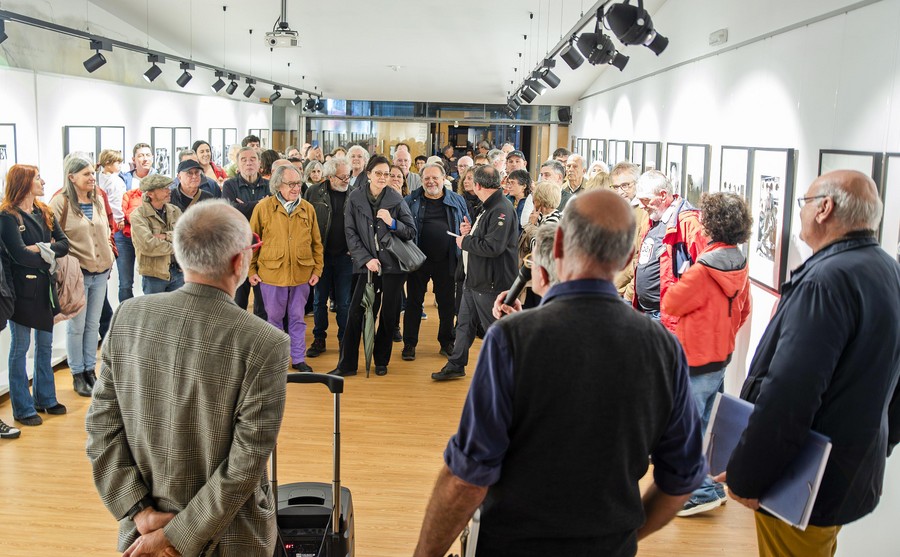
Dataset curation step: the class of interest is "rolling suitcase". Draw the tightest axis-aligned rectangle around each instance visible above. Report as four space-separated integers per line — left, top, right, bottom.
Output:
273 373 355 557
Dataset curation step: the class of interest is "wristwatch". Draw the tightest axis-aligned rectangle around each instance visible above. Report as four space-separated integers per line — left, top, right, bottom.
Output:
125 496 154 521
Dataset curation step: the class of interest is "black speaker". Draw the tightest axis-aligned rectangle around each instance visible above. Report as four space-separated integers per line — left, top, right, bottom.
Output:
558 107 572 123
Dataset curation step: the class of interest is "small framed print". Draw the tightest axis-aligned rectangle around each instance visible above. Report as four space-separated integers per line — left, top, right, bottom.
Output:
749 148 796 293
0 123 17 197
152 127 174 177
608 139 629 165
64 126 99 164
249 128 270 149
588 138 606 167
720 146 753 257
632 141 661 173
174 127 192 161
684 144 711 207
666 143 684 196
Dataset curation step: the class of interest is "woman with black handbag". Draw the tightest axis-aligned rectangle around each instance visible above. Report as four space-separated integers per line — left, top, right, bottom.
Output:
0 165 70 428
329 155 416 377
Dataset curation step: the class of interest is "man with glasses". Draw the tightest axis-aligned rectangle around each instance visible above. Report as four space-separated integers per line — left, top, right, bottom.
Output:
610 162 647 301
170 159 214 213
724 170 900 556
303 157 354 358
539 159 568 211
223 147 270 319
87 200 289 557
632 170 706 332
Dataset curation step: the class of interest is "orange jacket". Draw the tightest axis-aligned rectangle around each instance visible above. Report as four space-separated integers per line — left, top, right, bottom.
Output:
121 189 145 238
661 243 751 371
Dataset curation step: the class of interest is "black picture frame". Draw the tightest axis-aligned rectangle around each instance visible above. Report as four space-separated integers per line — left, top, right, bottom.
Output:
209 128 238 168
575 137 589 160
152 126 192 177
0 123 17 196
248 128 270 149
818 149 886 240
667 142 710 206
608 139 630 165
632 141 661 173
588 138 606 167
883 154 900 259
748 147 796 294
63 125 126 165
719 146 753 257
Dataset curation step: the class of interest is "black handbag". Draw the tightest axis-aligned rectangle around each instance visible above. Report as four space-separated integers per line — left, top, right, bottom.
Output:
381 233 426 273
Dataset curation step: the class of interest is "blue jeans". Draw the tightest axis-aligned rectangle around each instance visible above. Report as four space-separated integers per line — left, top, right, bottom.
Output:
690 368 727 501
66 270 109 374
8 322 58 420
114 231 136 302
312 253 352 341
142 269 184 294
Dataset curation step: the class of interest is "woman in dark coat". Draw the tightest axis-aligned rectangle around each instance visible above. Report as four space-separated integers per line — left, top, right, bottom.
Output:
329 155 416 377
0 164 70 426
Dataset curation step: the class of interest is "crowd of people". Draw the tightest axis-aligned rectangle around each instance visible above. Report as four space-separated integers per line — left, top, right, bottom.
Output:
1 133 898 557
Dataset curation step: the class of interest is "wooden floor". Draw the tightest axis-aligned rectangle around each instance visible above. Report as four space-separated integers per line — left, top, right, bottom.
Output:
0 295 758 556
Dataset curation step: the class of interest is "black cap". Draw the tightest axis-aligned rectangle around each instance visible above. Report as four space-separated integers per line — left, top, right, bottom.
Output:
508 150 526 160
177 159 202 173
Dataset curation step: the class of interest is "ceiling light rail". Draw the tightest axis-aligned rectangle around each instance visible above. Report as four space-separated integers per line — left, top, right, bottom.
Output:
0 8 318 99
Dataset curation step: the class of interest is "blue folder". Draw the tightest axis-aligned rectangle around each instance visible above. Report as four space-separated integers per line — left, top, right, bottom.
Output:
703 392 832 530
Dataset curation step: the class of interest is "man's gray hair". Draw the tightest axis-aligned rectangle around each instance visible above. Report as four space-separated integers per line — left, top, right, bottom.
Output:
178 149 196 161
237 146 259 160
347 144 370 163
817 176 884 230
269 164 302 195
422 162 446 177
487 149 505 163
323 157 349 178
610 161 639 183
174 200 251 280
567 153 586 169
560 197 635 270
532 223 559 286
540 159 566 181
635 169 671 198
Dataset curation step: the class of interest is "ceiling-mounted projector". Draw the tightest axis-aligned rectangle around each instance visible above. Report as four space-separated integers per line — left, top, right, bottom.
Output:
265 29 299 48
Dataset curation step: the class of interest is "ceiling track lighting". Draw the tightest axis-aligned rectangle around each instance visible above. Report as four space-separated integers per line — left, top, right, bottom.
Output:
176 61 194 88
211 70 226 92
143 54 163 83
604 0 669 55
225 73 238 95
520 85 538 104
527 75 547 96
291 90 302 106
0 19 8 44
576 30 629 71
269 85 282 103
243 78 256 98
83 39 110 73
538 59 560 88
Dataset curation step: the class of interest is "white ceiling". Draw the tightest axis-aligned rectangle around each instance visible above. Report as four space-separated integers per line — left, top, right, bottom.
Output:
11 0 667 107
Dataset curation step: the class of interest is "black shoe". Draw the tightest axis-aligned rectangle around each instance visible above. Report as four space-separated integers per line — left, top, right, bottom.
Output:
306 338 326 358
375 365 388 376
432 364 466 381
328 368 357 377
439 343 454 357
392 327 402 343
15 414 43 426
84 369 97 387
292 362 314 373
402 345 416 361
73 372 93 397
35 403 67 415
329 301 336 312
0 419 21 439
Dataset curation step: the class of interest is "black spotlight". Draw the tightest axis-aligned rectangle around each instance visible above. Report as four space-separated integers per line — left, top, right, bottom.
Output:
560 39 584 70
508 96 521 111
176 62 194 88
225 74 238 95
305 97 317 111
0 20 8 45
243 78 256 98
527 76 547 96
84 51 106 73
315 98 325 112
269 85 282 103
291 91 303 106
211 70 226 92
539 60 560 88
520 85 538 104
577 31 629 71
604 0 668 55
143 55 163 83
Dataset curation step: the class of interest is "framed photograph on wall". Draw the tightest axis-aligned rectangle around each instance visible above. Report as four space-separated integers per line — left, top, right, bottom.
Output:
209 128 238 168
720 146 752 256
151 127 174 177
98 126 125 158
575 138 589 159
224 128 238 152
878 154 900 258
633 141 661 173
684 144 710 207
64 126 99 164
588 138 606 167
0 124 17 196
749 148 796 293
609 139 629 165
174 127 192 160
818 150 883 188
665 143 684 196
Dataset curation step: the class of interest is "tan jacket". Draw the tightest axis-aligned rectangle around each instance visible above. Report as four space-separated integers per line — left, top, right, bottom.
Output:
249 196 324 287
614 202 648 301
48 193 114 273
131 201 182 281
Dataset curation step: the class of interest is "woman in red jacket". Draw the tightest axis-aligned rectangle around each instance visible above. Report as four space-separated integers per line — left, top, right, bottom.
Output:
662 192 752 517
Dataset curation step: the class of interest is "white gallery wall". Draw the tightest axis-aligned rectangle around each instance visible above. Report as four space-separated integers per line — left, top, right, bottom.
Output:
570 0 900 554
0 63 272 394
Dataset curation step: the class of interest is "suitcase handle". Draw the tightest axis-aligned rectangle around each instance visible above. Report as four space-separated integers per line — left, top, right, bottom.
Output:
287 372 344 394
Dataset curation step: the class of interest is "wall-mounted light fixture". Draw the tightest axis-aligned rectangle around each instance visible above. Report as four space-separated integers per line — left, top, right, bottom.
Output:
143 54 163 82
243 78 256 98
83 39 111 73
211 70 226 92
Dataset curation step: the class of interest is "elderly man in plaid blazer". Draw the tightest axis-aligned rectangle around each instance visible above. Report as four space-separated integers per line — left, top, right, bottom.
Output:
86 199 290 557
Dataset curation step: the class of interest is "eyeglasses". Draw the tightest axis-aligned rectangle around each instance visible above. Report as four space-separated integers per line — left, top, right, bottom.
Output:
797 195 827 209
245 232 263 252
611 181 635 191
371 170 391 179
334 174 350 182
283 181 303 189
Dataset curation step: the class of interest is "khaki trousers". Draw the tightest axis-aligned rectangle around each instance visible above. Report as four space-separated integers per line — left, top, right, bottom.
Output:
755 512 842 557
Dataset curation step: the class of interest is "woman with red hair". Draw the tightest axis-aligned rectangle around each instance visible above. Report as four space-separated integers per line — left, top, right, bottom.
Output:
0 165 70 428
